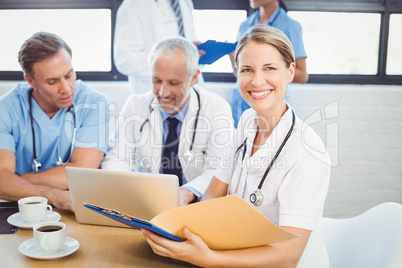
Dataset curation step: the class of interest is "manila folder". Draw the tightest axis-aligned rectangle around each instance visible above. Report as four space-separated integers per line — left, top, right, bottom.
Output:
150 195 298 250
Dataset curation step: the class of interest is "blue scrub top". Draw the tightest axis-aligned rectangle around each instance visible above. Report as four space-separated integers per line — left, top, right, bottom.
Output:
232 7 307 127
0 80 109 174
236 7 306 59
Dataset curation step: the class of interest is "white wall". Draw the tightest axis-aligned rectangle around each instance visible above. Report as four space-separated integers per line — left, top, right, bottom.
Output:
1 81 401 218
287 84 402 218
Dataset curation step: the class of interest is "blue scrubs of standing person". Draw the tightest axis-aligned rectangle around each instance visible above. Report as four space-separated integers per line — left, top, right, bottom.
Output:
231 0 308 127
0 32 109 211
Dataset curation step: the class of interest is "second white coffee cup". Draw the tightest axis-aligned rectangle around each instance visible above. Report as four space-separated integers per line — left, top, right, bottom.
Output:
18 196 52 223
34 221 66 254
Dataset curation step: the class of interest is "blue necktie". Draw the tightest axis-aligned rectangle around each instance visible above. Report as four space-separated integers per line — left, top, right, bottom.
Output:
161 117 183 185
171 0 185 37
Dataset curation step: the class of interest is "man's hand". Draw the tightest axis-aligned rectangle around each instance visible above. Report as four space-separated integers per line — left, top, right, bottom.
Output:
179 188 197 206
46 188 74 212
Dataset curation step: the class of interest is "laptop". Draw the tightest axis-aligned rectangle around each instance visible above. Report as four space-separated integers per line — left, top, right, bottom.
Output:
66 167 179 228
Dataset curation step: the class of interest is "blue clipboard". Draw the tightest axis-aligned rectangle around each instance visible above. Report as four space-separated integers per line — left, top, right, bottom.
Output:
198 40 237 65
84 203 183 242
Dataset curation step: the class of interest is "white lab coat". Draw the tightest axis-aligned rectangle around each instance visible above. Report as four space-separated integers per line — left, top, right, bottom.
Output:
114 0 198 93
215 107 331 267
102 86 234 195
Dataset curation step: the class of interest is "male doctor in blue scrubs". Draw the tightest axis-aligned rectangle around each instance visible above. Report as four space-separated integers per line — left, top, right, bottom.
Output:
0 32 109 211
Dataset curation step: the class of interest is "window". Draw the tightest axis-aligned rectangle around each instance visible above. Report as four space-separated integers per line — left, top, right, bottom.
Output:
289 11 381 75
0 9 111 72
387 14 402 75
192 9 246 73
0 0 401 85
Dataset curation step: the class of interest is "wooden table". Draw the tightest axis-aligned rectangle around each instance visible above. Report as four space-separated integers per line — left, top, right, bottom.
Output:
0 209 199 268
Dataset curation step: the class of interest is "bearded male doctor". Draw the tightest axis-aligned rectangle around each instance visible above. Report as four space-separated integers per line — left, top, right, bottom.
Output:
102 37 233 205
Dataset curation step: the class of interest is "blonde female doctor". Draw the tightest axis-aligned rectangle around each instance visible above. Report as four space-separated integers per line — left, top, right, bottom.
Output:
142 25 331 268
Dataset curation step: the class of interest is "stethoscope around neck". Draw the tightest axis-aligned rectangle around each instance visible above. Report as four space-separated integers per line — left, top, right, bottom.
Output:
138 87 201 168
29 88 76 172
230 109 296 206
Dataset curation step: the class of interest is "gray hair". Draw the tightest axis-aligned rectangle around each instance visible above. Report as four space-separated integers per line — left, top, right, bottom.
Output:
149 36 198 77
18 32 72 78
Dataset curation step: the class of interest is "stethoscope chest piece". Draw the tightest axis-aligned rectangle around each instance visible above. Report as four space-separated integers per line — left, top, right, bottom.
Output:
250 189 264 206
32 159 42 172
139 161 151 170
183 149 194 162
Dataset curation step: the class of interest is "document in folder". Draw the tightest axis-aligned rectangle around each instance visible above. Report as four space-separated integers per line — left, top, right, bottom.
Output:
85 195 298 250
198 40 237 65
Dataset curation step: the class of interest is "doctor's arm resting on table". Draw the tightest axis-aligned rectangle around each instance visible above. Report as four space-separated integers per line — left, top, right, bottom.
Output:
0 32 109 211
0 150 73 211
142 25 330 267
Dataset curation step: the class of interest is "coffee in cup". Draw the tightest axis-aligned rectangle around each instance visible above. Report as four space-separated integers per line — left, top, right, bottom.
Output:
33 221 66 253
18 196 52 223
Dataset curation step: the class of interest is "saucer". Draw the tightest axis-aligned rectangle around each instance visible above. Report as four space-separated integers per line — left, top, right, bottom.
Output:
7 211 61 229
19 236 79 260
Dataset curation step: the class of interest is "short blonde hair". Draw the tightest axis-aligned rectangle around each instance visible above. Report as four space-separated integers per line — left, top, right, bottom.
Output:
234 24 295 70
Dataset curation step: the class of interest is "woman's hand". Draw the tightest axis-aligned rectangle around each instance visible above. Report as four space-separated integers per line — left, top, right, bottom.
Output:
142 227 214 266
194 41 206 58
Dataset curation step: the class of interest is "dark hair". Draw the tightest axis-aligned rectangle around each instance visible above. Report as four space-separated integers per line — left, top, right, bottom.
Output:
279 0 288 12
18 32 72 78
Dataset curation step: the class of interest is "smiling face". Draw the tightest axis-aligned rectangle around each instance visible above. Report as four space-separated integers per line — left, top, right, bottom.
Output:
151 51 198 115
237 40 295 115
25 48 76 118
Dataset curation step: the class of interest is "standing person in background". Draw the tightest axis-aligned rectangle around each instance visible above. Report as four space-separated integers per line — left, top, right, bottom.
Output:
114 0 204 94
231 0 308 127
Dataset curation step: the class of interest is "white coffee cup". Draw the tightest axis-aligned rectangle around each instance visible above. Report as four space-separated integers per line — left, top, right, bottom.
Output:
34 221 66 254
18 196 52 223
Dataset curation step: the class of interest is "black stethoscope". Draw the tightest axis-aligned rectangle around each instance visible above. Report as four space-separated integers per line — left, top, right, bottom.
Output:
138 87 201 164
29 88 76 172
231 109 295 206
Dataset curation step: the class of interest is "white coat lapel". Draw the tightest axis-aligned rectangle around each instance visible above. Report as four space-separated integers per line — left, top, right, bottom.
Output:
153 0 177 38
